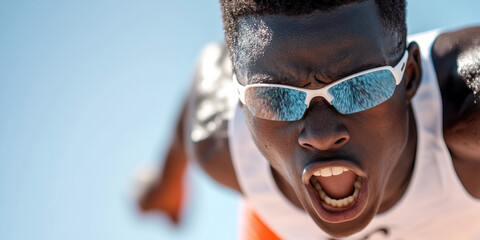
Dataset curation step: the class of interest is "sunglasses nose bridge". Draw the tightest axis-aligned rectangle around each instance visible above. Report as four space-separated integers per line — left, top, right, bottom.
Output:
305 88 334 108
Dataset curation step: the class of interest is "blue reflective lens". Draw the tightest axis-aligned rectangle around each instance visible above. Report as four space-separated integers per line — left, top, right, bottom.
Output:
245 86 307 121
328 70 396 114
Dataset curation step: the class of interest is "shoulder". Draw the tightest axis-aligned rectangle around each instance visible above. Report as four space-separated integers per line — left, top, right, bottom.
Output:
431 26 480 159
187 42 235 144
432 26 480 95
431 26 480 197
432 26 480 111
184 42 242 193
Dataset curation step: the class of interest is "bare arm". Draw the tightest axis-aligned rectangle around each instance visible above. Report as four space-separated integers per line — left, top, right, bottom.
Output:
137 43 241 224
184 43 242 193
137 100 188 224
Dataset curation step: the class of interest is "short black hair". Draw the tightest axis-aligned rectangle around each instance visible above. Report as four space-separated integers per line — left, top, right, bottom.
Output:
220 0 406 65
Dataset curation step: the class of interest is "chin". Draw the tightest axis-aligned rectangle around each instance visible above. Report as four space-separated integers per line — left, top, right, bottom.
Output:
308 203 378 238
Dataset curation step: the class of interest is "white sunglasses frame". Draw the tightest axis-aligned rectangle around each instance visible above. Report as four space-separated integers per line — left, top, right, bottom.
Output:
233 50 408 108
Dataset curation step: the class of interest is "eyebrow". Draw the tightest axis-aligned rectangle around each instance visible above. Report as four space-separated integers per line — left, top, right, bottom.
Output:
247 61 385 86
318 62 384 83
248 73 291 85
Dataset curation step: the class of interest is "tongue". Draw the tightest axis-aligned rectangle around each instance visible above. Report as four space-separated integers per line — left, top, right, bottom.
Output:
314 170 357 199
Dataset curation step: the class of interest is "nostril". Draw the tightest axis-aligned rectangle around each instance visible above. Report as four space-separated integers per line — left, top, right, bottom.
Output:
335 137 347 145
303 142 314 148
298 125 350 150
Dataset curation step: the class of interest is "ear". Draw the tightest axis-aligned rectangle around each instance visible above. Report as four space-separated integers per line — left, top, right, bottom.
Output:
404 42 422 102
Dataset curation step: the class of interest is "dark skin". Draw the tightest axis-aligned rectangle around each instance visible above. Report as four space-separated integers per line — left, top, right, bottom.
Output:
235 2 419 236
138 1 480 237
434 27 480 198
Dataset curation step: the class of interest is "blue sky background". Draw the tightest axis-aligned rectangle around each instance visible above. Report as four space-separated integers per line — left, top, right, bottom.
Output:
0 1 478 240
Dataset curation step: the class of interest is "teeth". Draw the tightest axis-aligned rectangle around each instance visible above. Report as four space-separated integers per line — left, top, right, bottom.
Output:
354 180 361 188
319 189 326 199
325 196 332 204
313 167 350 177
334 200 340 207
353 187 359 198
331 167 343 176
311 176 363 208
320 168 332 177
313 167 348 177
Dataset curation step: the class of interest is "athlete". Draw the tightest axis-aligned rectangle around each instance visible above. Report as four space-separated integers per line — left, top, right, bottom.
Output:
138 0 480 238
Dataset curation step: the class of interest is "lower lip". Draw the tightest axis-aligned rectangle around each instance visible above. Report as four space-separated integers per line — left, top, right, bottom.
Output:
307 178 368 223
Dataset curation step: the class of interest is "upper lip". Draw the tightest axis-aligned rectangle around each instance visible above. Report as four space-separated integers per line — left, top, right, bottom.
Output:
302 158 366 186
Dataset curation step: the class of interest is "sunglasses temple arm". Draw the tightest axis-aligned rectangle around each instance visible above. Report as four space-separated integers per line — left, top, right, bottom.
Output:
233 74 246 104
393 50 409 85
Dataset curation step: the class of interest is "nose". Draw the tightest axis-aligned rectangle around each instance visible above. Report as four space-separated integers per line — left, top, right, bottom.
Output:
298 104 350 151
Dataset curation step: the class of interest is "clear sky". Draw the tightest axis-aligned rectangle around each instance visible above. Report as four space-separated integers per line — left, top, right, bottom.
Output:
0 1 478 240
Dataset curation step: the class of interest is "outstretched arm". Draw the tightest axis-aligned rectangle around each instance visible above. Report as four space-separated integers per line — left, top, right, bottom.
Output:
184 43 242 193
137 43 241 224
137 100 188 224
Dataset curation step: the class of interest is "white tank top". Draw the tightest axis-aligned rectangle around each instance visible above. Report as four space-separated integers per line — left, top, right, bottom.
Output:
228 29 480 240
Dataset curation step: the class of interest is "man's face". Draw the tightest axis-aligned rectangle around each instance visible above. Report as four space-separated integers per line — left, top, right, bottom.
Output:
234 1 415 237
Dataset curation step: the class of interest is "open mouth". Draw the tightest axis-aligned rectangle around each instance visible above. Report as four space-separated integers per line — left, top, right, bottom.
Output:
303 162 368 223
310 168 361 208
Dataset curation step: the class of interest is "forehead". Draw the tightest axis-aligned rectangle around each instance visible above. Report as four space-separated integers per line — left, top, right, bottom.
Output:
233 1 396 84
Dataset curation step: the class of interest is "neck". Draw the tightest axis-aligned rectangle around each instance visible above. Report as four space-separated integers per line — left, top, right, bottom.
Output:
378 105 418 213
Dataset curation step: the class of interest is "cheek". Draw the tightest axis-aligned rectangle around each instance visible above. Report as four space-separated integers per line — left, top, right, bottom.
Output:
384 90 410 153
363 90 410 171
244 109 299 172
371 85 409 139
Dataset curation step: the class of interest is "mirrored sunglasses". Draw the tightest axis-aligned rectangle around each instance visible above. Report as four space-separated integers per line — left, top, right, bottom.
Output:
234 50 408 121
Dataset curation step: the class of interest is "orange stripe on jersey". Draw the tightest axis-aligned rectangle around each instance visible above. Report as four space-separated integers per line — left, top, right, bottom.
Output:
239 202 282 240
